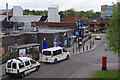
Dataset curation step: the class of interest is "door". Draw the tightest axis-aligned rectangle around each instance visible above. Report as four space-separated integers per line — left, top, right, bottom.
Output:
24 61 31 74
6 62 12 73
42 41 48 49
11 62 18 74
62 48 68 59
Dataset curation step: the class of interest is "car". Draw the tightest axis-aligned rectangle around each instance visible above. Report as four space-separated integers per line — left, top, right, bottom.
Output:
41 47 70 64
5 57 40 77
95 35 101 40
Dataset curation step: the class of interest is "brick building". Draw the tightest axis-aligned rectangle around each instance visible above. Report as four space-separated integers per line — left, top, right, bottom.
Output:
60 16 82 23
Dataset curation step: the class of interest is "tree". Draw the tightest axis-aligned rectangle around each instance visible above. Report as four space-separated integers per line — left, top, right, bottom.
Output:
106 1 120 56
36 10 43 15
67 8 76 16
43 10 48 16
59 11 65 18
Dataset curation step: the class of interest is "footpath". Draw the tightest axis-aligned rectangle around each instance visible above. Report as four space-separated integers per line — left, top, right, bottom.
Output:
68 36 96 55
69 63 119 78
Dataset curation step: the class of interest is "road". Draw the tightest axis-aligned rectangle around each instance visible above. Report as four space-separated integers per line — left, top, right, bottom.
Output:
2 35 118 79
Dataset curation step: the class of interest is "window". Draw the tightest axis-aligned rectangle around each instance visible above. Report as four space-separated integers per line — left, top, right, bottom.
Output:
53 49 62 56
105 11 112 14
90 24 95 27
101 11 104 13
53 51 58 56
57 50 62 54
19 62 24 69
107 6 113 9
43 51 51 56
30 60 36 64
101 15 103 18
63 48 67 52
25 61 30 66
7 62 11 68
12 63 17 69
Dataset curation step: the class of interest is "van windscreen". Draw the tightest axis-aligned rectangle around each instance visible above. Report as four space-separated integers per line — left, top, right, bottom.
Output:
43 51 51 55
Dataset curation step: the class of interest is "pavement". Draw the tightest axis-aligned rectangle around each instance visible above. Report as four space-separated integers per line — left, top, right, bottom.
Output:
69 63 119 78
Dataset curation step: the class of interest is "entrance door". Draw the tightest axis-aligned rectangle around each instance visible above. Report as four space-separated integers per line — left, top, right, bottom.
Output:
42 41 48 49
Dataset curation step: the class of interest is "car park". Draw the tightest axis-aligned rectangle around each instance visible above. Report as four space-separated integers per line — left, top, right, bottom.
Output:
42 47 70 64
5 57 40 77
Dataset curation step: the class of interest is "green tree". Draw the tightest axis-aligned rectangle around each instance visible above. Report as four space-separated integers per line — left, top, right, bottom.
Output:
67 8 76 16
59 11 65 18
36 10 43 15
43 10 48 16
31 10 36 15
106 1 120 56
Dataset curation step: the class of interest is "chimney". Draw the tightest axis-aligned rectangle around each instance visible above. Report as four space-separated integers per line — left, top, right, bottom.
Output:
6 3 8 21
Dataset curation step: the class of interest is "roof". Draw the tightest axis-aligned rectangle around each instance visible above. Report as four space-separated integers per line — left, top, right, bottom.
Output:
18 57 32 61
0 28 73 38
7 57 32 63
42 46 63 51
12 43 40 49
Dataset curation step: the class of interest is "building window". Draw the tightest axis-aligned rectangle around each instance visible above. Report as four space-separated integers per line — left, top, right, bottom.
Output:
107 6 113 9
105 11 112 14
101 11 104 13
90 24 95 28
101 15 103 18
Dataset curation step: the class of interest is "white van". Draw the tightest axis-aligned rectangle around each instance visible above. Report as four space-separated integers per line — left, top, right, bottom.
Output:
5 57 40 77
42 47 70 63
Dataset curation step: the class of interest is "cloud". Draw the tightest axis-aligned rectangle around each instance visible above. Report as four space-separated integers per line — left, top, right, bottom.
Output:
0 0 117 11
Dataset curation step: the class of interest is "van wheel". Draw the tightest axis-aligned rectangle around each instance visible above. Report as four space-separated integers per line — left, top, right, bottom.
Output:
20 72 25 78
54 59 57 64
36 66 39 71
66 55 69 60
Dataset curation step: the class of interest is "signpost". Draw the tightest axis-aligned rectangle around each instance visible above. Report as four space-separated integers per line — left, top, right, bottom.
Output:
19 49 26 57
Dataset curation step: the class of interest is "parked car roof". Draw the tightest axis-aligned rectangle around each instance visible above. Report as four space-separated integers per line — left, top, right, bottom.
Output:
42 46 63 51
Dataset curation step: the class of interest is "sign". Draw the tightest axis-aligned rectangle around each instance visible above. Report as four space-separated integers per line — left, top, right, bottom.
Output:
0 48 5 57
64 39 67 46
68 39 71 47
42 41 48 49
75 32 79 36
19 49 26 57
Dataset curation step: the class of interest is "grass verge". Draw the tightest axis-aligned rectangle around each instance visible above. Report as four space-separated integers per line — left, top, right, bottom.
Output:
90 71 120 80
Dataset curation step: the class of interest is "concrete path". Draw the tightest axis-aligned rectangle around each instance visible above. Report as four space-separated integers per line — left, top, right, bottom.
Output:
69 63 119 79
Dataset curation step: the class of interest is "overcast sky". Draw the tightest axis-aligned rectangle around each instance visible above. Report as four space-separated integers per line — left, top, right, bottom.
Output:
0 0 118 12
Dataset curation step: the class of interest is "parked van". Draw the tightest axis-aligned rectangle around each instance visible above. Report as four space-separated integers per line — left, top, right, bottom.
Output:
42 47 70 63
5 57 40 77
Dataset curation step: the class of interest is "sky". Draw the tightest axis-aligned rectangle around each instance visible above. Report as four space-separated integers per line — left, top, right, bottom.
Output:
0 0 118 12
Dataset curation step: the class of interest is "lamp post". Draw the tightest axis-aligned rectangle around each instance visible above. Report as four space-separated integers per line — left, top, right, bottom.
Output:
96 21 97 33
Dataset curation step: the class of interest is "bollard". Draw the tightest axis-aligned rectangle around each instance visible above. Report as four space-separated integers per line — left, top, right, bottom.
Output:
73 48 74 54
102 56 107 70
90 45 91 49
83 46 84 51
